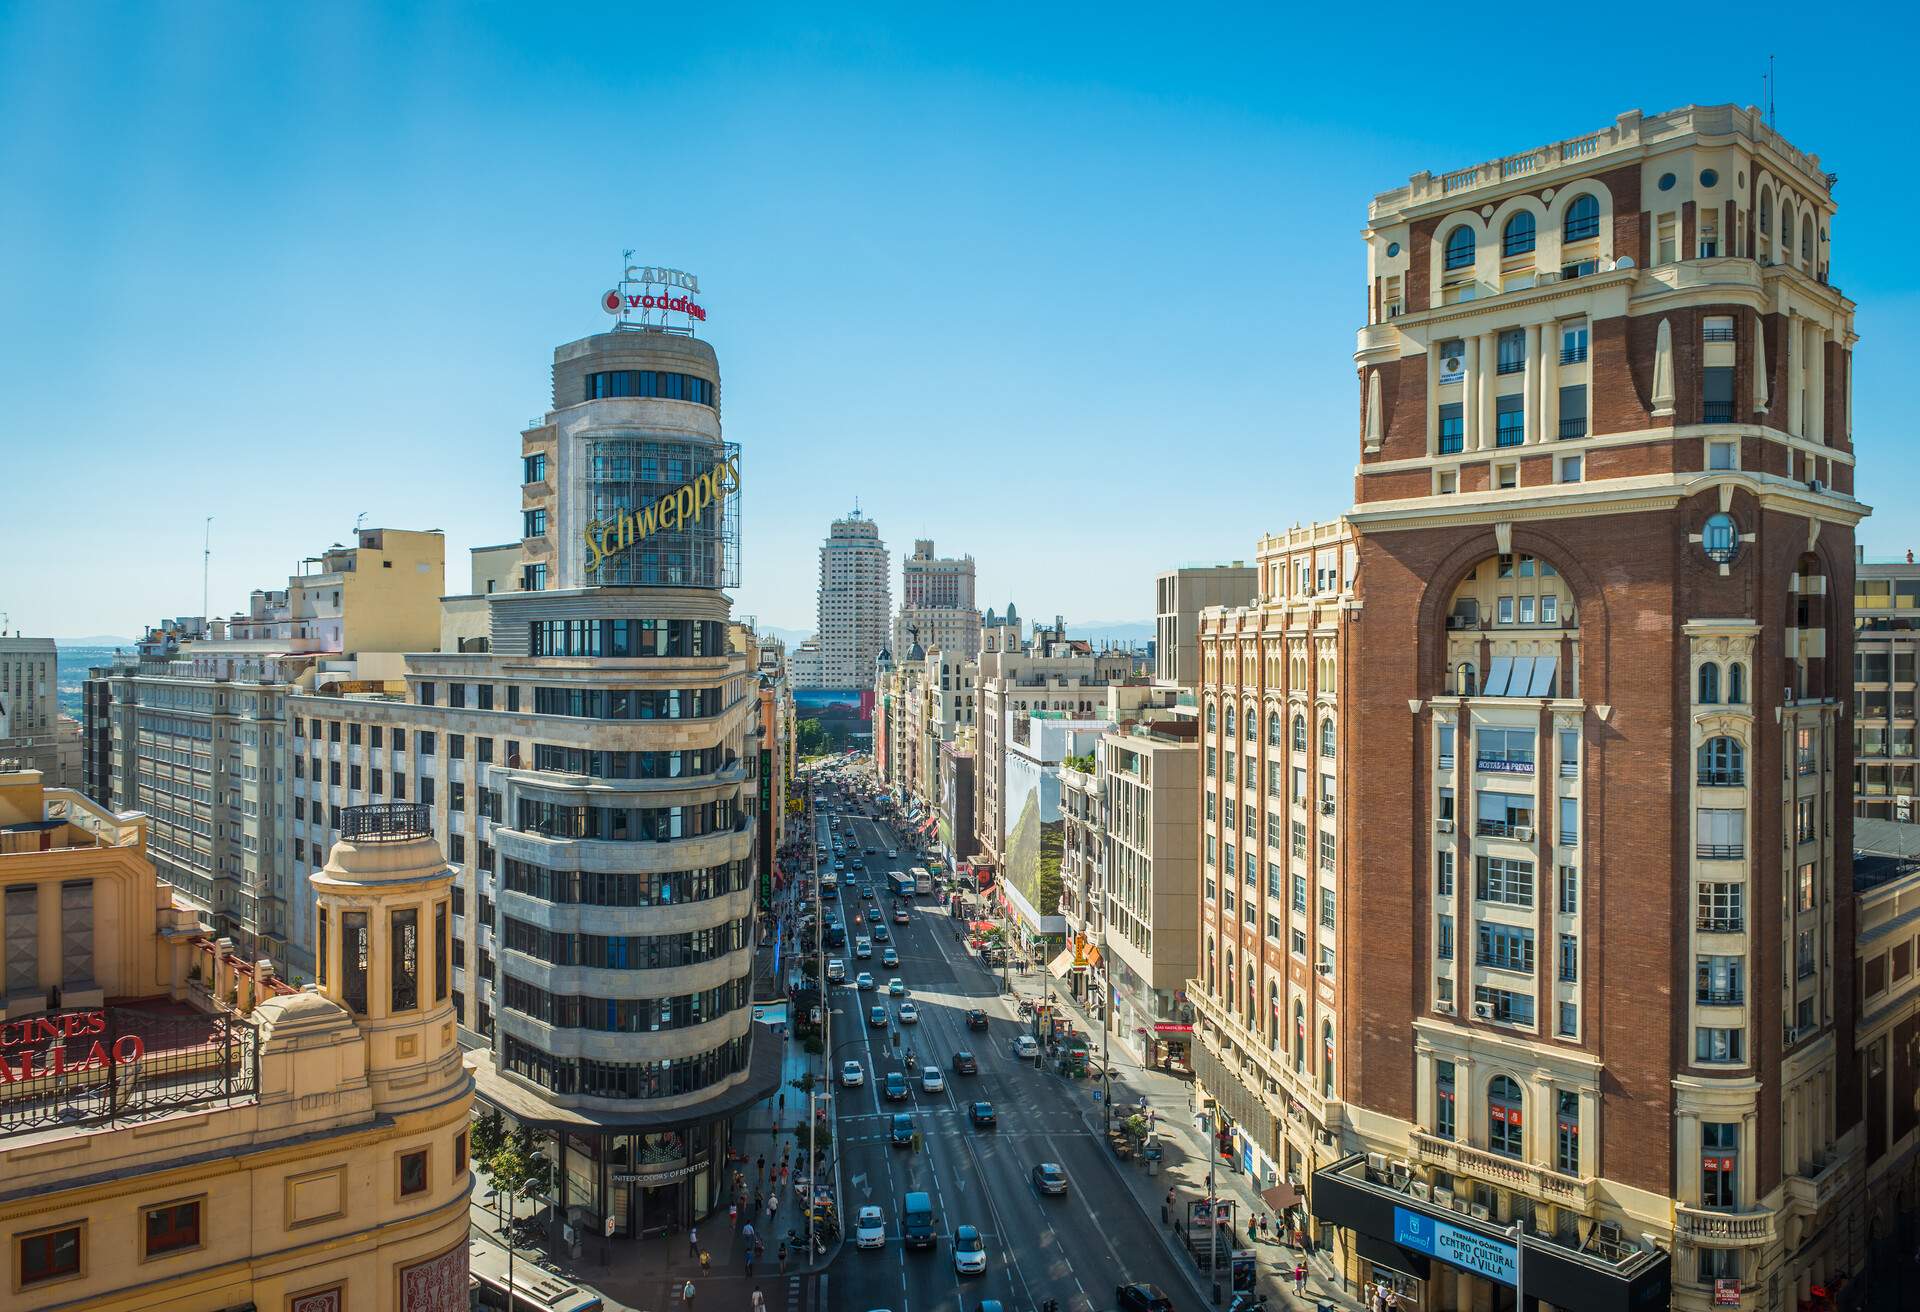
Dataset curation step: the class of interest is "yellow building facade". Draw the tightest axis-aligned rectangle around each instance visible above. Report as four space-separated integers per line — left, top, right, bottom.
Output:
0 769 473 1311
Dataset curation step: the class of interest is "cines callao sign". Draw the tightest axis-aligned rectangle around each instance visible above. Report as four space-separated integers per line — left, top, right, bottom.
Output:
583 454 742 574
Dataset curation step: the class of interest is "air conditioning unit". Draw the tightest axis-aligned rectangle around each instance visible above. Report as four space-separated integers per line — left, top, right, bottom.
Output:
1470 1203 1492 1221
1808 479 1826 494
1391 1159 1413 1180
1434 1187 1455 1207
1435 999 1455 1015
1410 1181 1432 1201
1513 825 1534 842
1316 962 1335 977
1784 1025 1800 1045
1474 1001 1493 1020
1367 1152 1389 1175
1437 819 1455 834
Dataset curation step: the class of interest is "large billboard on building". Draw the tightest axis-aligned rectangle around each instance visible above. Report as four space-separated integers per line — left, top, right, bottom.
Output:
1001 753 1063 926
794 688 872 749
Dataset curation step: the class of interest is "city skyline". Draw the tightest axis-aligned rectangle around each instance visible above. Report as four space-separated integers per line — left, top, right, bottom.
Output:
7 10 1918 638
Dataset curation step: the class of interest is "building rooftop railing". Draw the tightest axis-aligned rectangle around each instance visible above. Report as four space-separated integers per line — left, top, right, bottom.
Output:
340 801 434 842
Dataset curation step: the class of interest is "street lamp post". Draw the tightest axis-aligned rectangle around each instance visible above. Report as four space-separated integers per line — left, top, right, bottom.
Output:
1099 923 1113 1137
1208 1112 1229 1306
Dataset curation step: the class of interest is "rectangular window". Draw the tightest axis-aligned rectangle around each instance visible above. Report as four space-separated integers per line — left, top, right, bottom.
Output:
1558 1001 1578 1037
1696 808 1745 858
1558 933 1578 982
1320 886 1336 929
1291 874 1307 914
1438 402 1464 455
1495 394 1525 447
1558 796 1578 846
144 1200 202 1257
1437 914 1454 960
389 908 419 1012
1555 1092 1580 1175
1498 596 1514 624
399 1149 429 1198
1697 882 1744 932
1475 855 1536 907
435 903 449 1002
1558 384 1588 439
1437 850 1455 896
1474 984 1535 1027
454 1130 469 1177
1558 728 1579 777
1438 723 1455 768
522 563 547 591
522 508 548 538
1475 791 1533 838
1559 321 1589 362
341 911 369 1014
1701 1123 1738 1206
1696 954 1744 1004
523 452 547 483
1703 366 1735 424
1695 1027 1745 1064
1435 1061 1457 1139
18 1225 81 1286
1497 329 1527 375
59 881 93 986
1476 727 1535 774
1558 865 1578 915
1709 440 1736 470
1475 922 1535 974
1558 455 1583 483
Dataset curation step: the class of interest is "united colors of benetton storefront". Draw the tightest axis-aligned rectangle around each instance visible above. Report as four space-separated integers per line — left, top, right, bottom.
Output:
1313 1155 1670 1312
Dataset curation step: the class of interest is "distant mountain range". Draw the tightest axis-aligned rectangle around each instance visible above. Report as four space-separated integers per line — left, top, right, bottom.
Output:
744 621 1154 652
60 636 138 648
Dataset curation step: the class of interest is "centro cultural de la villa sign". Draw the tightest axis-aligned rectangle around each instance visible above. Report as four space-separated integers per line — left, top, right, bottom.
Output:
582 454 742 574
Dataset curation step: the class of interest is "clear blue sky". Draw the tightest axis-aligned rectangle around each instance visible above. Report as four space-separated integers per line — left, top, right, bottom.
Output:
4 5 1916 640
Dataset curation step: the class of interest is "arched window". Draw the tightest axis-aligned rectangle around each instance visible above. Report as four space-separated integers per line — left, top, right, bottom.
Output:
1268 981 1281 1050
1502 211 1537 258
1245 707 1258 741
1224 706 1235 738
1759 190 1772 238
1444 225 1476 271
1293 1000 1306 1072
1488 1076 1524 1157
1321 1021 1335 1097
1727 662 1746 704
1319 718 1336 759
1801 214 1815 264
1780 203 1792 242
1456 663 1478 697
1699 737 1745 786
1206 703 1216 732
1564 194 1600 243
1292 714 1308 752
1206 938 1217 994
1246 977 1257 1026
1698 663 1721 705
1268 711 1282 747
1224 950 1236 1009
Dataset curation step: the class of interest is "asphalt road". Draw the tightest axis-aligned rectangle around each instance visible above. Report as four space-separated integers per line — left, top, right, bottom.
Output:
815 791 1192 1312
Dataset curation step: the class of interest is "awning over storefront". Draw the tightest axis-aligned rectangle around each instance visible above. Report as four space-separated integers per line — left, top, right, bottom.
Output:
1047 949 1075 978
1260 1183 1303 1212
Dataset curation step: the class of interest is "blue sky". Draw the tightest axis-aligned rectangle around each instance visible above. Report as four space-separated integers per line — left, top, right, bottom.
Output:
4 5 1917 639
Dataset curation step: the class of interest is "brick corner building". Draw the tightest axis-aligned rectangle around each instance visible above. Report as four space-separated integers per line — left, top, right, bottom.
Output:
1198 105 1884 1312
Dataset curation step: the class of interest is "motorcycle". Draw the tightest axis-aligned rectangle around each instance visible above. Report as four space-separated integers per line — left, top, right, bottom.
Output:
904 1051 917 1074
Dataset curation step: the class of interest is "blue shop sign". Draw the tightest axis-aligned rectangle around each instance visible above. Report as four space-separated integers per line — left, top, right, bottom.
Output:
1392 1207 1517 1287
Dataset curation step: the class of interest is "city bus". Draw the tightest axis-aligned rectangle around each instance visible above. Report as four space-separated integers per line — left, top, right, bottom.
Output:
889 871 915 900
910 866 933 895
469 1236 605 1311
820 870 838 895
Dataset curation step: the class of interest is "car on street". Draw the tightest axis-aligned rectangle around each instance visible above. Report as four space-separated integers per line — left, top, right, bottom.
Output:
893 908 910 924
1012 1035 1039 1058
890 1112 914 1145
841 1060 865 1087
952 1050 977 1075
870 1005 888 1027
899 1002 919 1024
969 1100 996 1127
871 925 890 943
866 845 879 854
964 1009 989 1031
1114 1283 1176 1312
888 978 905 996
856 972 875 990
862 887 875 901
886 850 898 859
854 938 872 959
952 1224 987 1275
1030 1162 1068 1195
855 1204 886 1249
885 1071 909 1101
881 948 899 967
920 1066 945 1092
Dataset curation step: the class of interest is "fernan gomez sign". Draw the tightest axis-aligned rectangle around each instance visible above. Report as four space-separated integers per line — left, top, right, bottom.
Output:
0 1010 145 1082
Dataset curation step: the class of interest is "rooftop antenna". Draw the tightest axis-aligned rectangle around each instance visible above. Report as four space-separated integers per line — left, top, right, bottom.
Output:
202 516 213 621
1766 54 1776 130
354 511 367 535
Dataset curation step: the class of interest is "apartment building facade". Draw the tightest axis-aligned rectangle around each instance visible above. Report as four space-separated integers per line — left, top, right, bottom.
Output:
1850 556 1919 821
809 510 890 690
289 321 777 1240
1274 105 1864 1312
0 635 65 786
1156 564 1258 687
894 538 982 662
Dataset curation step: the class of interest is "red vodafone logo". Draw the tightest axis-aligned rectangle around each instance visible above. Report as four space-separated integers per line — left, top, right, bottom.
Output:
602 289 624 314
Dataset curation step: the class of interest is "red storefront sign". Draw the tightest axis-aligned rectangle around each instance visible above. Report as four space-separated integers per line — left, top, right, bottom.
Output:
0 1009 145 1082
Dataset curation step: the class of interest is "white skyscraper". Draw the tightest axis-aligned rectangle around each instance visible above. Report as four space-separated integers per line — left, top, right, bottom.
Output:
812 509 891 689
892 538 983 661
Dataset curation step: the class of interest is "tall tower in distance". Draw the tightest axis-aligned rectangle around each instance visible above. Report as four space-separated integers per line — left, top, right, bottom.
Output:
1312 105 1865 1312
815 509 891 689
894 538 983 662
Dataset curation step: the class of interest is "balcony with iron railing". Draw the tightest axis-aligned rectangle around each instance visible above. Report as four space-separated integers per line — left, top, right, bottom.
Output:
1696 986 1745 1006
1696 843 1745 860
1702 326 1736 342
1697 769 1746 787
1557 417 1588 439
1696 916 1745 934
1559 345 1589 365
1674 1203 1776 1247
1702 403 1736 424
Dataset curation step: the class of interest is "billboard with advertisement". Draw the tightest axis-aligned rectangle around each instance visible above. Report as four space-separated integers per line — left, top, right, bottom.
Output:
794 688 872 752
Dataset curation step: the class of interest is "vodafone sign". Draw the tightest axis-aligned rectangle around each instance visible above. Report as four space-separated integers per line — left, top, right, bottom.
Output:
604 263 707 327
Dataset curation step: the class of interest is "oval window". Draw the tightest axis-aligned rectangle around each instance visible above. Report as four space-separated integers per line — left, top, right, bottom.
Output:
1700 169 1719 188
1702 513 1740 565
1658 172 1676 191
1387 241 1401 258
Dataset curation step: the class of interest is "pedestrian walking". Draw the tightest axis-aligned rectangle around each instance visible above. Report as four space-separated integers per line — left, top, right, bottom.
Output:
754 1189 764 1215
687 1227 699 1258
745 1248 755 1277
729 1202 739 1229
699 1250 712 1274
766 1195 777 1220
778 1241 788 1275
743 1222 756 1246
682 1278 696 1306
756 1153 766 1180
1293 1262 1307 1294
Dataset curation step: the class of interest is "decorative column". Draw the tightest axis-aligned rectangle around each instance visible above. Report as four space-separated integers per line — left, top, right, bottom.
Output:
1464 336 1482 450
1651 318 1676 417
1752 311 1770 415
1542 325 1561 441
1478 331 1498 449
1806 322 1826 444
1524 324 1543 443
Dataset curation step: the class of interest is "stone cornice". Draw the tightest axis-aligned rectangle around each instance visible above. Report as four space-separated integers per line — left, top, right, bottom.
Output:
1346 471 1868 535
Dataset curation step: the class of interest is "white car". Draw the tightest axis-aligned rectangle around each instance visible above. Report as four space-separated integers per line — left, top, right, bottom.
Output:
855 938 873 959
841 1059 865 1087
855 1204 886 1249
920 1066 945 1092
1012 1034 1040 1058
899 1001 920 1024
953 1223 988 1275
856 972 875 990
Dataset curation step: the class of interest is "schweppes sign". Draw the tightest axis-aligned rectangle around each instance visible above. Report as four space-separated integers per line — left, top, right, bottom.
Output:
583 454 742 574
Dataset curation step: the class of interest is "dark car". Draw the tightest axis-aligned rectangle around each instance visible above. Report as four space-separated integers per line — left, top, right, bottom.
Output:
952 1050 977 1075
872 925 890 943
1115 1282 1175 1312
965 1009 989 1031
1031 1162 1068 1195
969 1100 996 1127
891 1112 914 1146
885 1071 910 1100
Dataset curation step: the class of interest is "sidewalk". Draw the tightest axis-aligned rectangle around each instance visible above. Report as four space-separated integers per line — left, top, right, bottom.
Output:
988 921 1361 1312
